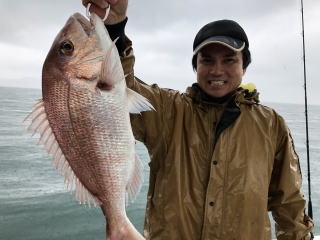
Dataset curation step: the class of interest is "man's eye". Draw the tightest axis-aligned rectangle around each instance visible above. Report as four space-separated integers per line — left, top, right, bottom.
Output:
225 58 236 63
201 58 212 63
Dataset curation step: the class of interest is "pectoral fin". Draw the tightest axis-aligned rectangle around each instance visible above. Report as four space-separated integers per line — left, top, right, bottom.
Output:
126 88 155 114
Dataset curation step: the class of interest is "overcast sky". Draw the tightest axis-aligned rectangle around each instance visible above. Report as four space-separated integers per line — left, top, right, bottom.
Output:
0 0 319 105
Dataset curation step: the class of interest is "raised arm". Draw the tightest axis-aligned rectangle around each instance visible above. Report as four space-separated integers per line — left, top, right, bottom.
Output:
82 0 173 149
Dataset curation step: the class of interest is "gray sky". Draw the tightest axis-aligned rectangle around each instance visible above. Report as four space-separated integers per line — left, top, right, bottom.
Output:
0 0 319 104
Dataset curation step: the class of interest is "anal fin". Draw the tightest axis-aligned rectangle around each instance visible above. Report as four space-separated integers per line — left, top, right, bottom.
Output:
126 154 144 203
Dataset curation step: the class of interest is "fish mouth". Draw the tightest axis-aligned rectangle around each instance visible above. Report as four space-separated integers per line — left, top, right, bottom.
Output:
89 13 115 91
67 13 112 91
70 13 106 65
71 13 92 37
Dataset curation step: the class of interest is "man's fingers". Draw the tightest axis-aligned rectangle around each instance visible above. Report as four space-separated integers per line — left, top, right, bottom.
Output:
92 0 109 8
82 0 117 9
82 0 126 24
82 0 91 7
107 0 119 5
86 3 108 19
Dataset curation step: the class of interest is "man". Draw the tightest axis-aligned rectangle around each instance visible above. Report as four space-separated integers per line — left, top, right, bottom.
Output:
83 0 314 239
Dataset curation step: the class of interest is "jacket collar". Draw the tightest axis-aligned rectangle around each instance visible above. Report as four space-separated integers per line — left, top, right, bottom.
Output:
185 83 260 145
186 83 260 107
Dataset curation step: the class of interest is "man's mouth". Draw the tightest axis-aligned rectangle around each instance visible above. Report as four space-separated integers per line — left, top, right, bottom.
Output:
208 80 226 86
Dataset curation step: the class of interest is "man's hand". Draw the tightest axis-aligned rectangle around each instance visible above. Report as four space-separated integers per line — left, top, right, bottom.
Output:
82 0 128 25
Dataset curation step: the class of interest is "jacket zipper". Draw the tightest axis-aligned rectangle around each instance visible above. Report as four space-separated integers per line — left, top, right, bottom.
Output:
200 107 219 240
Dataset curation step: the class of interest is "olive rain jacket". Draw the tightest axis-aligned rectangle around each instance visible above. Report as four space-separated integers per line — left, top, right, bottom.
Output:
119 39 313 240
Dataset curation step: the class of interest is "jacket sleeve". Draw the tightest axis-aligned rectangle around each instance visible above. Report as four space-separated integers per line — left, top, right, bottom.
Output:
268 114 313 240
119 36 172 151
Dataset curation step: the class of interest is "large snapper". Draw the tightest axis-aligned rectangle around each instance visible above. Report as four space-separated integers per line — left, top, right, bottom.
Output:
24 12 152 238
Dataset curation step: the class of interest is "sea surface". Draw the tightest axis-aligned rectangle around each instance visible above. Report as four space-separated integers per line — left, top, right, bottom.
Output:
0 86 319 239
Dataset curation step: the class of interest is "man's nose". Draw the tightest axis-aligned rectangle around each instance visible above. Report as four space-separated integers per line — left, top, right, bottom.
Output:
209 62 224 75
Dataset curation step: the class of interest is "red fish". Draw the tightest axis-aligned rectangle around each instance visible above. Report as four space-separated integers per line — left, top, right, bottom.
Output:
24 12 152 239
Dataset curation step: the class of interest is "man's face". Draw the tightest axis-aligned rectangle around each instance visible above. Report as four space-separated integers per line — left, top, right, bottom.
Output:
196 43 245 98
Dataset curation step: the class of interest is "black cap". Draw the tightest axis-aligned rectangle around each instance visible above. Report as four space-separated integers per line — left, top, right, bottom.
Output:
193 19 249 55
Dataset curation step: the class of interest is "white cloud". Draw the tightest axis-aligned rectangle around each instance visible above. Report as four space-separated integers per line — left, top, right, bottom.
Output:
0 42 45 88
0 0 319 104
128 21 195 91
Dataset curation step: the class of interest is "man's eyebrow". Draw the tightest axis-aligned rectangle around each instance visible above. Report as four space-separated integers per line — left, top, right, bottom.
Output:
224 52 237 57
199 52 211 58
199 51 237 58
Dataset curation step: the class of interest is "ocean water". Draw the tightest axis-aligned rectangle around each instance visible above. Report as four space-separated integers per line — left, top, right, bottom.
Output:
0 86 319 239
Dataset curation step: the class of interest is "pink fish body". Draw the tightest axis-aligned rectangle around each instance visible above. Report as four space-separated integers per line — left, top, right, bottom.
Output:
24 13 152 239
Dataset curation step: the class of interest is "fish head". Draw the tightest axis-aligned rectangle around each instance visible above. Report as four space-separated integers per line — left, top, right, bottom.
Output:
42 13 111 93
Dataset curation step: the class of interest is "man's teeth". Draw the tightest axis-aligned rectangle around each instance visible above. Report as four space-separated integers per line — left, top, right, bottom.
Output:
208 80 225 86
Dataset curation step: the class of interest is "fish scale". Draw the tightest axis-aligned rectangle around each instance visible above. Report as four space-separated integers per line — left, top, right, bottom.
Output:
68 87 133 200
44 83 97 196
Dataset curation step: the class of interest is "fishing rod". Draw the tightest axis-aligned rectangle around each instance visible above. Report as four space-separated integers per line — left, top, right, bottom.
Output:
300 0 313 236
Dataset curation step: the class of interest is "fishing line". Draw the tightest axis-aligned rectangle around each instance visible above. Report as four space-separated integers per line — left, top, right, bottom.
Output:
300 0 314 237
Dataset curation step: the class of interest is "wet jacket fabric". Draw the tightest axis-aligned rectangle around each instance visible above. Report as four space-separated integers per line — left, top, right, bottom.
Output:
119 38 313 240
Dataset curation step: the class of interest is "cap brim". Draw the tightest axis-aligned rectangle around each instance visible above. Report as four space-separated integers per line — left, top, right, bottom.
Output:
193 36 245 55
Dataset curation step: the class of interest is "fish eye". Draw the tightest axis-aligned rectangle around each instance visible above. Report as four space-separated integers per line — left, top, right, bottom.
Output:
59 40 74 55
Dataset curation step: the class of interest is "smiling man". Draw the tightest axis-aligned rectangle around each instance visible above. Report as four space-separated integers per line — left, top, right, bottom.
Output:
196 45 244 97
83 1 313 239
192 20 249 99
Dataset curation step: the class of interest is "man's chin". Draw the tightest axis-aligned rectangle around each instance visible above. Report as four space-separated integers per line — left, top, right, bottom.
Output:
204 89 226 98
